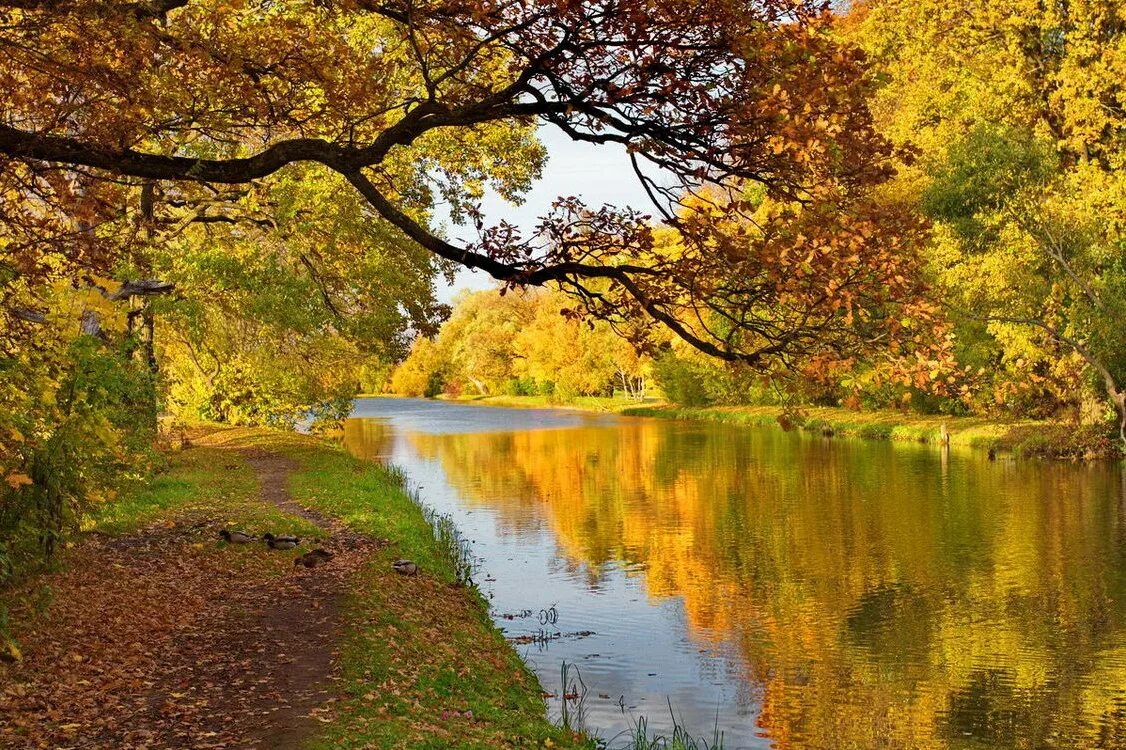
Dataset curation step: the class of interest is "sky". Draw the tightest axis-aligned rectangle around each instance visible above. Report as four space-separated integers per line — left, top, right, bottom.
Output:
434 126 656 303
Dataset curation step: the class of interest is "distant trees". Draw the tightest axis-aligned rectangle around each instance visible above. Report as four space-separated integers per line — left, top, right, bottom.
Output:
389 338 448 399
388 289 652 400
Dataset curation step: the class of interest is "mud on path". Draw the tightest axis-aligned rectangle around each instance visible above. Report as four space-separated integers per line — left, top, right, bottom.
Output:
0 447 380 750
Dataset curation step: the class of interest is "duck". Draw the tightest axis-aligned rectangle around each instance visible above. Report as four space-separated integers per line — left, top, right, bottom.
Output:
294 549 335 568
263 533 300 550
219 529 255 543
392 559 419 576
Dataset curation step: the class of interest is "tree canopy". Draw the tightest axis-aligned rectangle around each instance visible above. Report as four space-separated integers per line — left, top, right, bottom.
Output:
0 0 938 370
848 0 1126 440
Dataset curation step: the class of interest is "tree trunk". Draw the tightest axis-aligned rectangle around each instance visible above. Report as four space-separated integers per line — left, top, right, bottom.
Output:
142 306 157 374
1112 390 1126 453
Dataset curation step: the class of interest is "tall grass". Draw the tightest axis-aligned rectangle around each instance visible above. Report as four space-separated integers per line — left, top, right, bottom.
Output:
558 661 724 750
616 705 724 750
425 510 475 585
612 702 725 747
558 661 589 733
385 465 477 586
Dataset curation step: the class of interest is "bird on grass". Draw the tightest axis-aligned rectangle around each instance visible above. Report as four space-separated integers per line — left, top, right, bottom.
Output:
294 549 334 568
392 559 419 576
219 529 255 543
263 533 300 550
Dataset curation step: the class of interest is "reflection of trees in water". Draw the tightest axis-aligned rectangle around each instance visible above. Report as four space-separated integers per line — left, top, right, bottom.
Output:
341 419 395 463
398 420 1126 748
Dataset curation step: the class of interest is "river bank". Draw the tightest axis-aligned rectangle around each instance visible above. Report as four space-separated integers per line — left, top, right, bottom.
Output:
0 425 587 749
621 405 1124 459
441 394 1120 459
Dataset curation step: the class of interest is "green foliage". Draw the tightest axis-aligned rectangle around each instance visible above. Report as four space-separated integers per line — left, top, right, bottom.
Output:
651 351 781 408
652 353 714 407
921 127 1056 242
388 289 653 402
1 331 156 585
502 377 539 397
357 359 394 395
157 166 456 428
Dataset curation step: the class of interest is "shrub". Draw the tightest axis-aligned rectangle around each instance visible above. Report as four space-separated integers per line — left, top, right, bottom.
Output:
1 336 156 585
653 352 713 406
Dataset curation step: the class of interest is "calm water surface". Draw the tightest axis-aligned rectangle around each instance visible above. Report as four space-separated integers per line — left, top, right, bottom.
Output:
344 397 1126 749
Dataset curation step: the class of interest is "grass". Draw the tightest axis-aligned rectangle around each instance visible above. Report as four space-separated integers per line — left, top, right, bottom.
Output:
408 393 1117 457
619 713 724 750
184 426 592 750
619 404 1021 446
18 421 702 747
615 405 1121 458
83 436 321 541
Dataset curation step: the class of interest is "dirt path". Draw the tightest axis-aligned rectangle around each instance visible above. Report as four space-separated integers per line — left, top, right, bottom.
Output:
0 448 380 750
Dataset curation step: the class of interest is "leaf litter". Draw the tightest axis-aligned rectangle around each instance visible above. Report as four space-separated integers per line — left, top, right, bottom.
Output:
0 450 383 749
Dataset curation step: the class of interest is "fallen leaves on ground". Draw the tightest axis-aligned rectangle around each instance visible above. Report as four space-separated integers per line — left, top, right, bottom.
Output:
0 452 380 750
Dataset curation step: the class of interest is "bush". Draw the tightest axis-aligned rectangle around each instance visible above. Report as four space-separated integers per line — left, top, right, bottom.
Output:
502 378 538 397
1 336 157 585
653 352 713 406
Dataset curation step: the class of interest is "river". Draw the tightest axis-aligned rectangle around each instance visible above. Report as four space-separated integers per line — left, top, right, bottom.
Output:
343 397 1126 749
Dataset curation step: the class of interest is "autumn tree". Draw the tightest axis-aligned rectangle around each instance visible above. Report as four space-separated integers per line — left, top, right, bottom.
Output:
432 290 535 396
848 0 1126 443
389 337 446 397
1 0 937 374
511 289 647 399
387 288 652 400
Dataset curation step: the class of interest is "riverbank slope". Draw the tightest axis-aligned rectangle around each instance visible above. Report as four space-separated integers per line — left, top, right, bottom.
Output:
621 405 1121 459
436 394 1119 459
0 425 587 749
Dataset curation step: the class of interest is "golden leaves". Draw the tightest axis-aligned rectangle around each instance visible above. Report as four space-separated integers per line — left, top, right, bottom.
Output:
4 472 33 489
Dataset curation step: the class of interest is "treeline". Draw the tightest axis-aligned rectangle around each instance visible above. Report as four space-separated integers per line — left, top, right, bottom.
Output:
386 289 650 400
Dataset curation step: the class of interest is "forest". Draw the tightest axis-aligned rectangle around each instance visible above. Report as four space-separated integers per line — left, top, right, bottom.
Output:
0 0 1124 745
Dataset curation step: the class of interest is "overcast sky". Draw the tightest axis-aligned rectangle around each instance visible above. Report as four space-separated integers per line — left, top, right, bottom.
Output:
434 126 656 303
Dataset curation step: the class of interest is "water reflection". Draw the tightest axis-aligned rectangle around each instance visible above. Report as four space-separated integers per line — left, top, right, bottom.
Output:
343 400 1126 749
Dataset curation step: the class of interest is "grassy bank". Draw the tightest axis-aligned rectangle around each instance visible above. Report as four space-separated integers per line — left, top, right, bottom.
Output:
415 393 1118 459
2 425 588 749
620 405 1120 459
